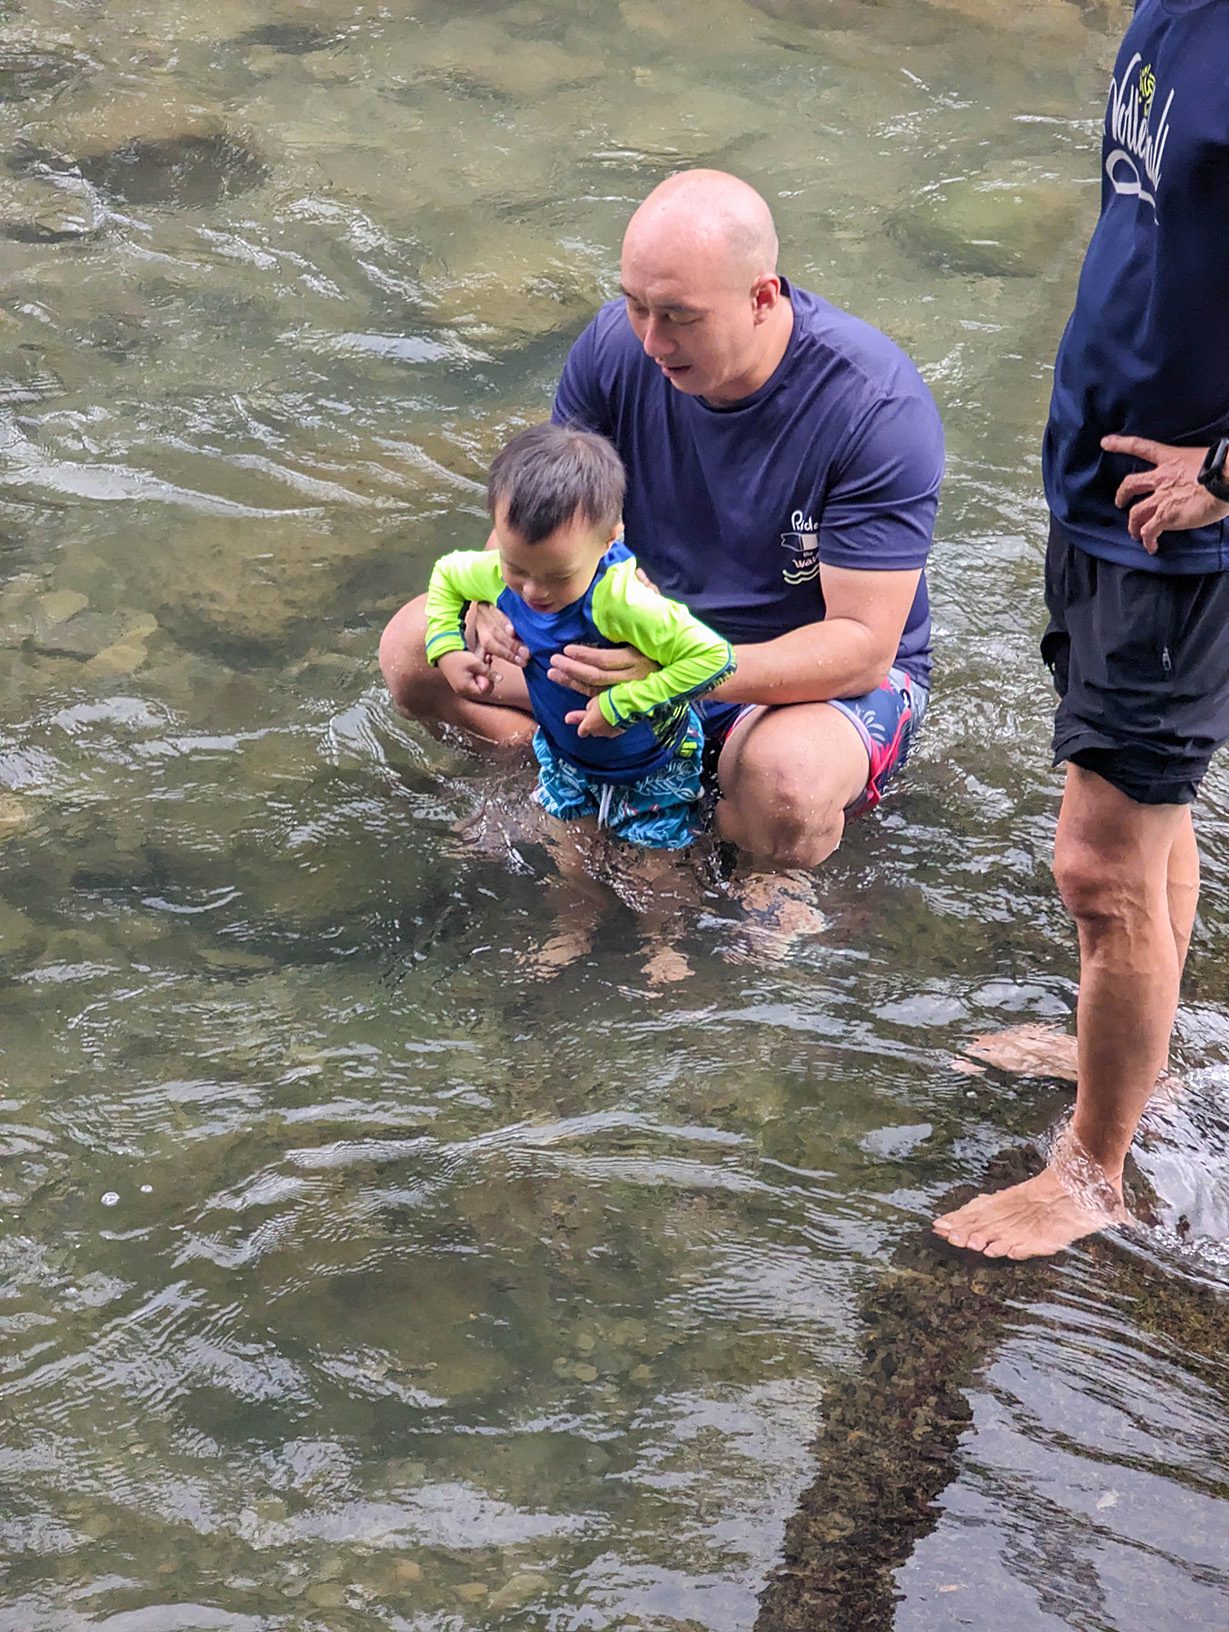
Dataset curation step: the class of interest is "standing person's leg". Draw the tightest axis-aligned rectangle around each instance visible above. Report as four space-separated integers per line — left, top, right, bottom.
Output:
379 594 535 748
1166 807 1200 973
934 525 1229 1259
934 765 1192 1259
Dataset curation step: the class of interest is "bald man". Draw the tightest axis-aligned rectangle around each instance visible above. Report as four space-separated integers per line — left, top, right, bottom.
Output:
380 171 944 865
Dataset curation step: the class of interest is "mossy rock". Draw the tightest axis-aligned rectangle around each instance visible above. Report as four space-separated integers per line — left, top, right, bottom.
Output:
419 226 607 344
404 20 604 99
0 897 40 964
143 512 378 655
895 173 1087 278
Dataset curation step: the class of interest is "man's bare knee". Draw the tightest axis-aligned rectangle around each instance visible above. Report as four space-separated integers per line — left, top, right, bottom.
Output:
764 812 845 869
1053 840 1156 944
718 773 846 868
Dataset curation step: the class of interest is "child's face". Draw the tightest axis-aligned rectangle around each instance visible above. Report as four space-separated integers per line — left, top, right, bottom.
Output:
493 502 614 615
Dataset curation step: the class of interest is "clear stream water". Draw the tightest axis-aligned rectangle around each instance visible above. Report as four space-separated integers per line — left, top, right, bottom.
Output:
1 1 1226 1629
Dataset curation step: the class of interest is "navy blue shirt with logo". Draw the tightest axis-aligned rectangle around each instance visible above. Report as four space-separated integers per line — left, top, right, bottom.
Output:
1044 0 1229 573
552 279 944 685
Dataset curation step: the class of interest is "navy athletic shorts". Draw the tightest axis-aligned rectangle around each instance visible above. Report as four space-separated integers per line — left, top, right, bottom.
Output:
1041 519 1229 806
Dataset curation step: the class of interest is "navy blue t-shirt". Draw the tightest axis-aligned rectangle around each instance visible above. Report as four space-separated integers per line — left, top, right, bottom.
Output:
553 279 944 684
1044 0 1229 573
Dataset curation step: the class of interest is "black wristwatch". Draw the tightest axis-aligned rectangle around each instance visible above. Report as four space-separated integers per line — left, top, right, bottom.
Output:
1197 435 1229 504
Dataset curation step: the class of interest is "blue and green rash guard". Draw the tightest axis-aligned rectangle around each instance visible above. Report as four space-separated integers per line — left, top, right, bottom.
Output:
552 279 943 686
1044 0 1229 573
424 539 735 783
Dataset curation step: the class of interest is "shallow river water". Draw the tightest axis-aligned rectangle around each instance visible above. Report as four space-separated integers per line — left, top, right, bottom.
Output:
1 1 1227 1629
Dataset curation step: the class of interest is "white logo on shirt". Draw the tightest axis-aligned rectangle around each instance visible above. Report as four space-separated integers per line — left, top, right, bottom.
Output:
780 510 819 585
1105 53 1173 212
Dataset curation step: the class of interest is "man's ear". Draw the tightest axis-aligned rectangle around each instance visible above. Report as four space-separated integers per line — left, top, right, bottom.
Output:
751 275 782 323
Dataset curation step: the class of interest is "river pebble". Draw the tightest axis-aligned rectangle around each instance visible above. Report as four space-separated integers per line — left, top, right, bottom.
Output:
489 1572 550 1611
305 1581 347 1609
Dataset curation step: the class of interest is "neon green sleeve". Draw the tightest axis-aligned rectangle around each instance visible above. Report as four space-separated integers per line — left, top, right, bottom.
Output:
589 557 735 728
423 550 506 665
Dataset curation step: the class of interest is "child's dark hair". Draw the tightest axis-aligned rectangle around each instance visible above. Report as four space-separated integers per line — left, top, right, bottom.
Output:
488 423 625 544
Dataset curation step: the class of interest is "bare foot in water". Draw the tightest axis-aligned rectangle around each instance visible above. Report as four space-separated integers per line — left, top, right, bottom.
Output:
934 1134 1128 1259
933 1168 1126 1258
727 870 828 962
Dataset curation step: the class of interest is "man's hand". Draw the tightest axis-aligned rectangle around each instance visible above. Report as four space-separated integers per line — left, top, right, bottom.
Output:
1102 434 1229 554
437 648 496 701
548 643 658 696
472 601 528 668
565 695 624 737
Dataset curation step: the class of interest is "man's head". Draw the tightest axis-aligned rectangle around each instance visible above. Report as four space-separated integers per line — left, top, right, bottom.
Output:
487 423 624 613
620 170 789 405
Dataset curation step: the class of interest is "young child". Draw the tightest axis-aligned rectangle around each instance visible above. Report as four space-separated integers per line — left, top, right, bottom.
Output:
423 423 735 851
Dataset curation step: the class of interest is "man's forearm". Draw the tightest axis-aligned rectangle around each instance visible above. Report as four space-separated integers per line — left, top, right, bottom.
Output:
712 619 895 707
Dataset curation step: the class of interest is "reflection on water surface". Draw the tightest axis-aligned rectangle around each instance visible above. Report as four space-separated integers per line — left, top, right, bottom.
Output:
1 0 1226 1628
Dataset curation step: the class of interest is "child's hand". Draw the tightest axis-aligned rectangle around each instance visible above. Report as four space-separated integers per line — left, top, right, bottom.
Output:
438 649 494 700
565 696 623 738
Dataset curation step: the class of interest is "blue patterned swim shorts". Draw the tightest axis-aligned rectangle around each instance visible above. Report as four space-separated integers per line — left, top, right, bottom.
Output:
696 666 927 815
533 713 704 850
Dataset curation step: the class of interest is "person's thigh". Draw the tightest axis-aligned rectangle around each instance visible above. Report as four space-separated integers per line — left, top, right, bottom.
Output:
714 701 870 866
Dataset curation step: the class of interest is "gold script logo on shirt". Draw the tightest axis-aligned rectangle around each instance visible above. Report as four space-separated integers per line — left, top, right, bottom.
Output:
1139 62 1156 116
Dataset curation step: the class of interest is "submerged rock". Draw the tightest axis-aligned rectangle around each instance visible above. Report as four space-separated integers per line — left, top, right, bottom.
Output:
78 133 268 210
395 94 559 211
752 0 1089 43
140 511 379 655
304 1581 346 1610
895 171 1087 278
594 76 766 169
419 224 607 345
749 0 893 31
34 590 88 626
21 601 158 664
0 897 40 962
0 796 36 843
32 88 267 211
403 20 604 99
0 36 92 103
237 22 340 54
488 1573 549 1611
927 0 1091 46
0 162 104 243
82 629 158 679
